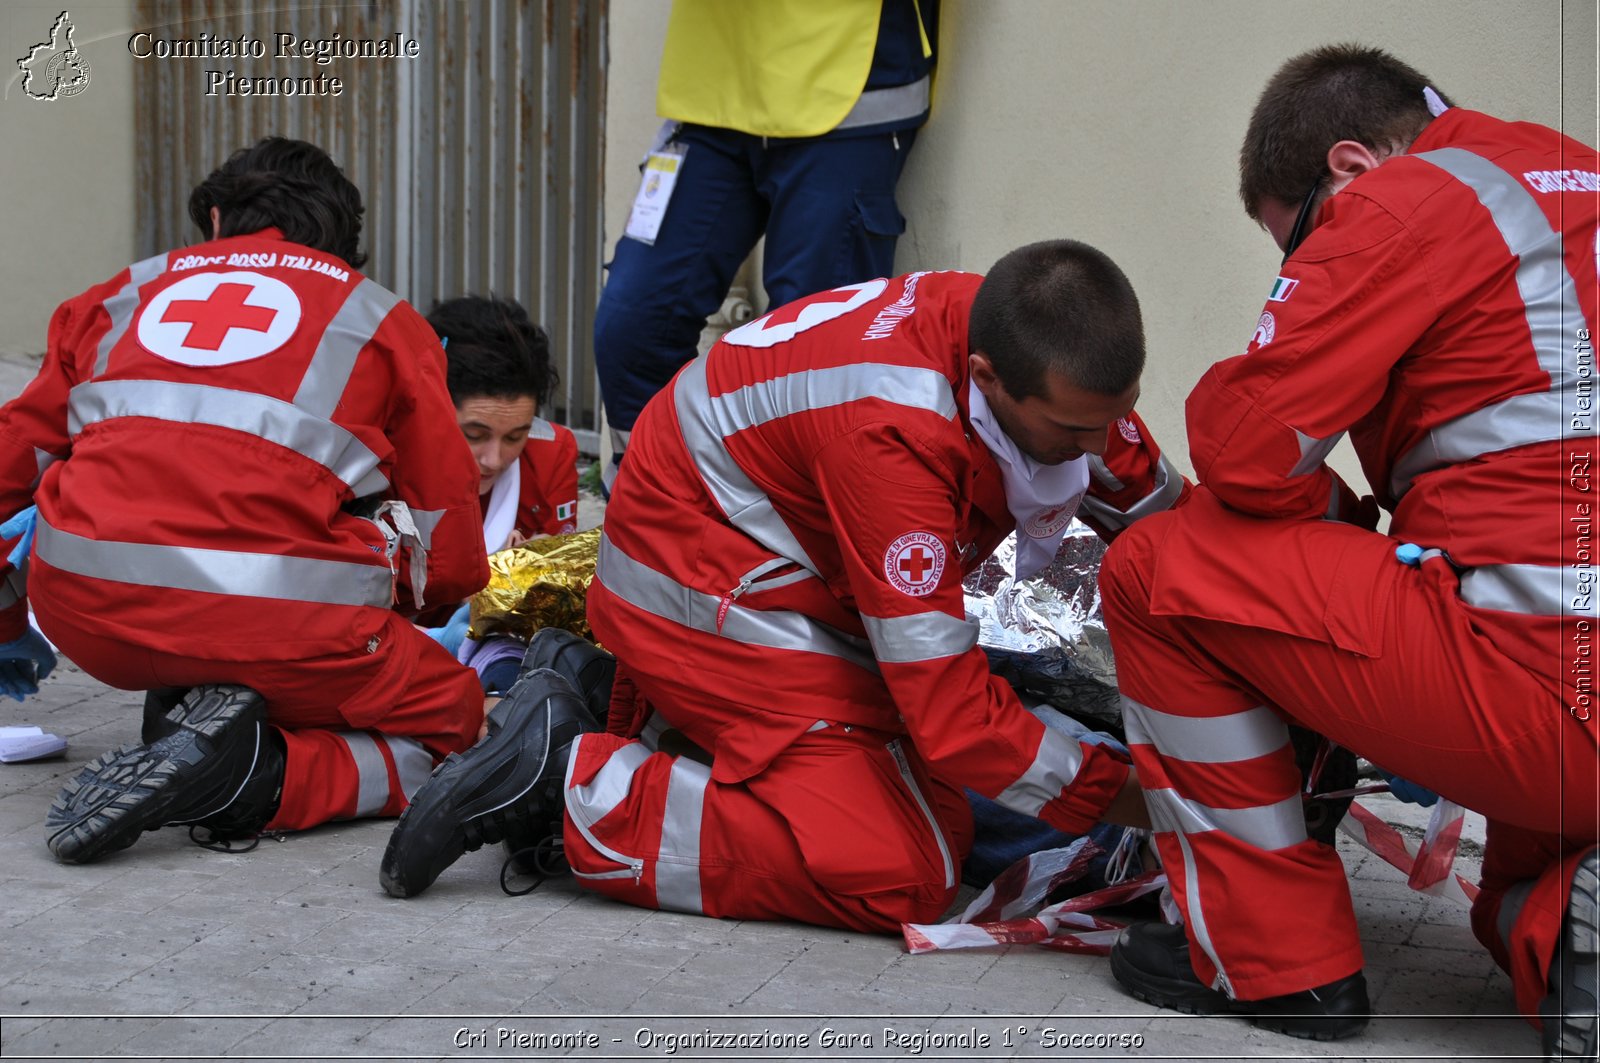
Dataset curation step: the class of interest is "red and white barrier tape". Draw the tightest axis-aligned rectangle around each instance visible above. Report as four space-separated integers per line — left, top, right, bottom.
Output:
906 797 1476 956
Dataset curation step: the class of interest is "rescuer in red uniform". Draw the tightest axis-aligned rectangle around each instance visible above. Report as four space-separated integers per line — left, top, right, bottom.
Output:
380 241 1191 926
0 138 498 862
1098 46 1598 1056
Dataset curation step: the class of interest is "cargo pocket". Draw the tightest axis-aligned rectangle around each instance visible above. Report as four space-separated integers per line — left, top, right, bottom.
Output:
838 192 906 280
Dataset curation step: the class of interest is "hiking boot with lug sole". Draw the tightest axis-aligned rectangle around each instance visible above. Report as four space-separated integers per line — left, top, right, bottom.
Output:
380 667 597 898
519 628 615 728
1542 848 1599 1062
46 685 269 864
1110 921 1370 1041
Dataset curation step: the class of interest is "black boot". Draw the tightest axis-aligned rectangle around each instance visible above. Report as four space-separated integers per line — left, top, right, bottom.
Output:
1110 922 1370 1041
380 668 598 898
140 687 190 744
47 686 277 864
1542 848 1599 1062
520 628 615 729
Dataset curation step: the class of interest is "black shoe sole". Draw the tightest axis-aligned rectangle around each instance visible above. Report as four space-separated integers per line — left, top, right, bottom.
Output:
1111 937 1369 1042
379 669 590 899
45 686 264 865
1546 850 1600 1061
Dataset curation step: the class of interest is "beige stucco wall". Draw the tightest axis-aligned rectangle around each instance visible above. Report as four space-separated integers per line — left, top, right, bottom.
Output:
0 1 138 359
603 0 1598 481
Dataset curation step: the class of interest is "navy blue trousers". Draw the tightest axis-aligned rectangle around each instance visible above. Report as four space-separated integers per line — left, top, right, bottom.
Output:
594 124 917 469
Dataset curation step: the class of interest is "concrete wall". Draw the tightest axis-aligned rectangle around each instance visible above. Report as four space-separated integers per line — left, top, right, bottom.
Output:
602 0 1598 479
1 1 138 359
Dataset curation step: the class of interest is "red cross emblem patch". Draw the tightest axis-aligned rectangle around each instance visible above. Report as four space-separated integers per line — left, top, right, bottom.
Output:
884 531 946 597
136 271 301 367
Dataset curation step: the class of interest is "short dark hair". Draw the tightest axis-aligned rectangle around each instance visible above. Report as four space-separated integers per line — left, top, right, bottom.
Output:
426 294 557 412
188 137 368 268
1240 44 1451 219
968 239 1145 400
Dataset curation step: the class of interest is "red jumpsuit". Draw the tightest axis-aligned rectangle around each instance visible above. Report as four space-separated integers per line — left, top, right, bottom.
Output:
1098 109 1598 1018
571 271 1185 931
0 229 490 831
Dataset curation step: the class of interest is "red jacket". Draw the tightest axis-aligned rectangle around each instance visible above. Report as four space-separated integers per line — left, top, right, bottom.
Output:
590 271 1186 833
1188 109 1597 705
0 229 488 659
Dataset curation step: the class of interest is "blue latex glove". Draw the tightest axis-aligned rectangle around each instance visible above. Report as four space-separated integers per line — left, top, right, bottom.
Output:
424 603 472 657
0 627 56 702
1383 771 1439 807
1 504 37 568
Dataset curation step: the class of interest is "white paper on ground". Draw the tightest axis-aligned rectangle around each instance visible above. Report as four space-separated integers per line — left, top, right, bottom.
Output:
0 725 67 763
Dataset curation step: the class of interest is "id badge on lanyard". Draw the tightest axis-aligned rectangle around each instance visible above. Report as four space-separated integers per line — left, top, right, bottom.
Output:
623 124 688 246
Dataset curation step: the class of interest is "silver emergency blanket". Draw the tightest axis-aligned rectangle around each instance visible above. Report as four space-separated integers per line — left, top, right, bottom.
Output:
963 523 1122 729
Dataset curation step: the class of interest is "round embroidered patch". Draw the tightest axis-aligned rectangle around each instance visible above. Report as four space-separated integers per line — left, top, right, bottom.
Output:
137 271 302 367
1022 493 1084 539
1251 310 1276 348
1116 417 1141 444
884 531 946 597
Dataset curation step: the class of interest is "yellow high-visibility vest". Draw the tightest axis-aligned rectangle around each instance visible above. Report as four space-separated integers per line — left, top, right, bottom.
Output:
657 0 914 139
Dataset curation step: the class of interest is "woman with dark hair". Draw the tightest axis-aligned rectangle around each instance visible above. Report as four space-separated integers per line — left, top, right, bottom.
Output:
425 295 578 552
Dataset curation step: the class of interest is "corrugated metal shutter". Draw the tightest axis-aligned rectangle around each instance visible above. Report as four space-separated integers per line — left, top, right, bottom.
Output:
133 0 607 451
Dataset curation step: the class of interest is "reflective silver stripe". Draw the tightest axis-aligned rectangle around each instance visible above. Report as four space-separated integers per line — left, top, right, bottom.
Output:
35 514 393 608
994 724 1085 818
1145 787 1308 852
675 355 958 574
674 356 817 572
1460 563 1585 616
386 736 434 801
528 416 556 442
1122 697 1289 765
1495 878 1536 955
94 254 168 378
293 279 400 418
563 735 649 881
860 610 978 664
0 569 25 609
1079 453 1184 531
1390 391 1566 499
1290 430 1344 478
834 74 931 131
1087 455 1125 492
1389 148 1591 498
888 738 954 889
33 449 61 486
597 532 879 673
655 755 710 914
408 508 445 549
68 379 391 496
339 731 391 817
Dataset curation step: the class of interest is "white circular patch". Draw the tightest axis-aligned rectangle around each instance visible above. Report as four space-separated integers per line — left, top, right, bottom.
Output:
1022 492 1084 539
884 531 946 597
137 271 301 367
1251 310 1276 348
1116 417 1141 444
723 278 888 348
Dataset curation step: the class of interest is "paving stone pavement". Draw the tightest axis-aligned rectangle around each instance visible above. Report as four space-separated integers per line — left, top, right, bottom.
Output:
0 351 1544 1062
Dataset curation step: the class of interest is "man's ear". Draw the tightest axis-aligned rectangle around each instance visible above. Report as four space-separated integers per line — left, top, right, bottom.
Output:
1325 140 1387 193
209 206 221 239
969 350 999 391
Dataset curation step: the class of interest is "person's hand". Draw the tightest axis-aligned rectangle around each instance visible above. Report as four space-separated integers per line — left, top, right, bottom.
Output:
1382 771 1439 807
0 626 56 702
424 603 472 656
1 504 38 567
